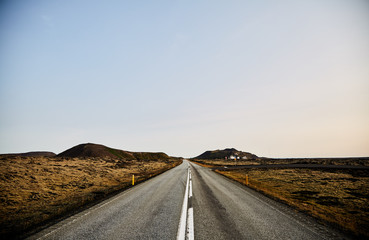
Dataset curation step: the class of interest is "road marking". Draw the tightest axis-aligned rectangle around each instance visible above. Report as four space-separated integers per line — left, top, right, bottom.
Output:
177 164 194 240
187 168 194 240
177 166 189 240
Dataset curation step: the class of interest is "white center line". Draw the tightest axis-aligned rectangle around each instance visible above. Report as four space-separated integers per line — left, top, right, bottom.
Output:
177 164 195 240
187 168 194 240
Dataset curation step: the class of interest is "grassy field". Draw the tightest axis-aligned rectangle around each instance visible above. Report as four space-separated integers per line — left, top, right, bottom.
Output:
192 158 260 167
192 157 369 167
0 156 182 238
216 168 369 238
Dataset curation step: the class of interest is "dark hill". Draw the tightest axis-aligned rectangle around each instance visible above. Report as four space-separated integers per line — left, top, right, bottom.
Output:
57 143 170 161
195 148 258 160
0 151 56 157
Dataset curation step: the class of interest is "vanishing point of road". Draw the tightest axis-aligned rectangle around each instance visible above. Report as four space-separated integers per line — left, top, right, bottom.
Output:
28 160 348 240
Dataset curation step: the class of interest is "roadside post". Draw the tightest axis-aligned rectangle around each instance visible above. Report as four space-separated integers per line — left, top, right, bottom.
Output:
132 174 135 186
245 174 249 185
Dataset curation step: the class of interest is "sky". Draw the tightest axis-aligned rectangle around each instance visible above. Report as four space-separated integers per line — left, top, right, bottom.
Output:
0 0 368 158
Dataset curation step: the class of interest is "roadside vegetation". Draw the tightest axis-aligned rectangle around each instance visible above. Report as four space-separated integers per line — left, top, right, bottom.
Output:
192 158 369 238
0 156 182 239
192 159 260 167
192 157 369 167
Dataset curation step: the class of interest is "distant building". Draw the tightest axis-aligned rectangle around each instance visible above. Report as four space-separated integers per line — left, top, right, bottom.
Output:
229 155 236 160
242 156 248 160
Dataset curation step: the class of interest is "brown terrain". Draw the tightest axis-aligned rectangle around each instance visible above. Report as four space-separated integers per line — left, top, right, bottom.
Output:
1 152 56 158
0 143 182 239
192 148 369 238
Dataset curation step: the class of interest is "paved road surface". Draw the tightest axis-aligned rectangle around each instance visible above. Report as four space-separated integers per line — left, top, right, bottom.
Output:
28 160 348 240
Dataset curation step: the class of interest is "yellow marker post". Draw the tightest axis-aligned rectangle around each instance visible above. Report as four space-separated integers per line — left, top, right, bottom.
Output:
132 174 135 186
245 174 249 185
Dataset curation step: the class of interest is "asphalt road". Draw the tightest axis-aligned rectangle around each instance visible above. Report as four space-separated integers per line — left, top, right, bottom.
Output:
28 160 348 240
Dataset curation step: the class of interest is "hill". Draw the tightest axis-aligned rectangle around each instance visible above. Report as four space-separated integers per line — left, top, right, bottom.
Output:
57 143 170 160
0 151 56 158
195 148 258 160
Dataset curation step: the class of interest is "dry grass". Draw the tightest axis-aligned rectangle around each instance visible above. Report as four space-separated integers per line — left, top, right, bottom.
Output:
192 157 369 167
0 156 181 238
192 159 260 167
216 168 369 238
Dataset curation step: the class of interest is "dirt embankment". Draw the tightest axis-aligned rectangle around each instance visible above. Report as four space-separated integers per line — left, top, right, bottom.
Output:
0 156 182 239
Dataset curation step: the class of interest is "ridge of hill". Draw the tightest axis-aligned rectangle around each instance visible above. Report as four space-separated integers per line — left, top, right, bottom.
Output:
195 148 258 160
0 152 56 157
57 143 170 160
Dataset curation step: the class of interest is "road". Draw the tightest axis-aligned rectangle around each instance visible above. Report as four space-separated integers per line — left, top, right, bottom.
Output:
28 160 348 240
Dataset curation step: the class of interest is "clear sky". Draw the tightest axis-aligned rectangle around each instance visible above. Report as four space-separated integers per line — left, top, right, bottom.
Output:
1 1 368 158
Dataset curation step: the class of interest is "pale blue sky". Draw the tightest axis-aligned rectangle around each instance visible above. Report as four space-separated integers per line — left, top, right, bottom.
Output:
1 1 368 158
